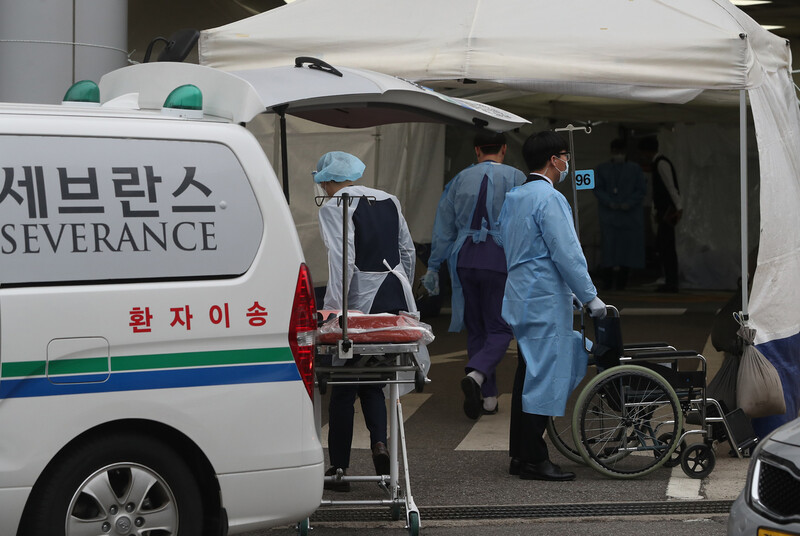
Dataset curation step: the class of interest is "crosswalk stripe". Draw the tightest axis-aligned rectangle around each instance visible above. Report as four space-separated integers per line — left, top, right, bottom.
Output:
667 464 703 499
455 394 512 451
320 392 432 449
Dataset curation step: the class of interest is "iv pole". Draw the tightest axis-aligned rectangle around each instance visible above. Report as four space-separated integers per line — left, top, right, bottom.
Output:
554 123 592 236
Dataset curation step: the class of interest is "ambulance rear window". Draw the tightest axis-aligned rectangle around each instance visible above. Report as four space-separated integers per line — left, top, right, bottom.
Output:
0 135 263 285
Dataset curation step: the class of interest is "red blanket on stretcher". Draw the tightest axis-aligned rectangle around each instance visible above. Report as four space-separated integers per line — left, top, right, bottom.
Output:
316 312 433 344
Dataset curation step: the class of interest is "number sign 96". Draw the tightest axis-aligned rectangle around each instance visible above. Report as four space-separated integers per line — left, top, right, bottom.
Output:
575 169 595 190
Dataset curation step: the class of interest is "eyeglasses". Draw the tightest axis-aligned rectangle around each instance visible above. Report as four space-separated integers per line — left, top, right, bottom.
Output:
556 151 571 162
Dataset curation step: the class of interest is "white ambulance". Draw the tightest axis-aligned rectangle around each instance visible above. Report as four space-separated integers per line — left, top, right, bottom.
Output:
0 59 526 535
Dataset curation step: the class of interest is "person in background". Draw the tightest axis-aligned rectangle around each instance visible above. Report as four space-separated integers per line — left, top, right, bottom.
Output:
593 138 647 290
638 136 682 293
421 131 526 419
498 131 606 481
315 151 416 491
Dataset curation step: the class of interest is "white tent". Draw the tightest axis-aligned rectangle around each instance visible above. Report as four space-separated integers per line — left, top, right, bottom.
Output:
200 0 800 433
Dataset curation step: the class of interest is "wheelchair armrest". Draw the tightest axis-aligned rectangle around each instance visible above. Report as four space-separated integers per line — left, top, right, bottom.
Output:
623 342 671 351
627 350 700 359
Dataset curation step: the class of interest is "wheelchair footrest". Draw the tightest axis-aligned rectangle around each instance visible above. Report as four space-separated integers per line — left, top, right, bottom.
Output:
725 408 758 452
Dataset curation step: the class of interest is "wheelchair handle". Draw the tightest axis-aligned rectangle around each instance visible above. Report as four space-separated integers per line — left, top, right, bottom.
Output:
581 304 619 354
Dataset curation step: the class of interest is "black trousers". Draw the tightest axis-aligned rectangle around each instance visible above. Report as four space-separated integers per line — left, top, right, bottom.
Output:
509 349 549 464
656 220 678 288
328 384 387 469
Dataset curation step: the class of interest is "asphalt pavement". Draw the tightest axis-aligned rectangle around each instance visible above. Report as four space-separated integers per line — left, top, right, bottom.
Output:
249 286 749 536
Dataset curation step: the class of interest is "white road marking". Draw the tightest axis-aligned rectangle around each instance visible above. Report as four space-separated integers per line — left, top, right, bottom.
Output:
666 464 703 499
455 394 512 451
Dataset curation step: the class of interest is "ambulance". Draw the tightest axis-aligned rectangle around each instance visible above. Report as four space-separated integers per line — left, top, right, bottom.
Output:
0 59 526 535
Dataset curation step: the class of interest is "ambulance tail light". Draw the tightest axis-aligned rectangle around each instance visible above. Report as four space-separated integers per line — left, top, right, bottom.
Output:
289 264 316 401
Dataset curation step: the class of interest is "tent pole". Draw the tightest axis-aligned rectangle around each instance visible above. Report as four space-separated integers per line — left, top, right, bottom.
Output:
740 89 749 321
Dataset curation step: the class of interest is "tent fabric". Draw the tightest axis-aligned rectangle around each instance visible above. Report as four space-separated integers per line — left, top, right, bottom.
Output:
199 0 800 430
199 0 786 98
748 67 800 433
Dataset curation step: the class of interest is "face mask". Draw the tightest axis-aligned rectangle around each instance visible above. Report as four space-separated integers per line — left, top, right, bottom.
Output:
558 159 569 183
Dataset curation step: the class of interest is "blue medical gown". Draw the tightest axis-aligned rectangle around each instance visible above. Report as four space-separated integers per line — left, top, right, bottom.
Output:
594 160 647 268
498 180 596 416
428 161 526 332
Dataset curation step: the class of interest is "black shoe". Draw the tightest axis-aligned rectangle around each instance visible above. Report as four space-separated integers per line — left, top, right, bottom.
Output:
460 376 483 420
509 457 523 476
323 467 351 492
519 460 575 481
372 441 390 476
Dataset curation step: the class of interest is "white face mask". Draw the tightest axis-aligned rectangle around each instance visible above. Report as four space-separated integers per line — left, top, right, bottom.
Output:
558 159 569 183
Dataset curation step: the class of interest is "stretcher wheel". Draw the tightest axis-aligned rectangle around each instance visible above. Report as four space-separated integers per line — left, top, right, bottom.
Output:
572 364 683 479
318 376 328 395
681 443 716 479
297 518 310 535
414 370 426 393
407 511 420 536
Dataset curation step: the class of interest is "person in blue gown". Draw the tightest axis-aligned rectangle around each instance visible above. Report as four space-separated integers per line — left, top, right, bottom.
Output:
498 131 607 481
594 138 647 290
421 131 526 419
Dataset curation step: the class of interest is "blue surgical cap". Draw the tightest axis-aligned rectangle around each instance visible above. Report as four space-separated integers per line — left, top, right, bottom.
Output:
312 151 366 183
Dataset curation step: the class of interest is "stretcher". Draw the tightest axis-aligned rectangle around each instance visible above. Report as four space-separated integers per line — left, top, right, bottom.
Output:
298 192 431 536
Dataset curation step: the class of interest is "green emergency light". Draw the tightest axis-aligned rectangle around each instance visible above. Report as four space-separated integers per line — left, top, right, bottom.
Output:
162 84 203 118
62 80 100 104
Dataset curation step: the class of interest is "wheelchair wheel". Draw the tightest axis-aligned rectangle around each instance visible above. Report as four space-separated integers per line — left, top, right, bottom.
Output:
546 366 599 464
572 364 683 479
681 443 716 479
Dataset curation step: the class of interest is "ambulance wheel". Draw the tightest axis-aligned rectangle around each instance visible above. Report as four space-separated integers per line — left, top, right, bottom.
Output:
22 433 204 536
407 511 420 536
297 517 311 535
415 370 426 393
681 443 716 479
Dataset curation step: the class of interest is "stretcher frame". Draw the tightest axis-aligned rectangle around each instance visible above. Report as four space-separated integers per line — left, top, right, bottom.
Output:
304 192 426 536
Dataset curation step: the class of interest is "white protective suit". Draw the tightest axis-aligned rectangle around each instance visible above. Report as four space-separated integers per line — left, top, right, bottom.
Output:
319 184 430 389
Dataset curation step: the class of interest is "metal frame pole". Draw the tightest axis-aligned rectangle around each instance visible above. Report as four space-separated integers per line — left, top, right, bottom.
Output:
554 124 592 235
740 90 750 321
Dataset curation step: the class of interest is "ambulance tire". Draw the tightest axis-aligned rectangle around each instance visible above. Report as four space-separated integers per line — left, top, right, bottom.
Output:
23 433 204 536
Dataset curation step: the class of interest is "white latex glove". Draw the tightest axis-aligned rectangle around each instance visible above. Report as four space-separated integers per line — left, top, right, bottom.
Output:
420 270 440 296
571 293 583 311
586 296 607 319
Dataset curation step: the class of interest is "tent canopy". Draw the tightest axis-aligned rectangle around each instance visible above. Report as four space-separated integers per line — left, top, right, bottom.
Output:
199 0 790 109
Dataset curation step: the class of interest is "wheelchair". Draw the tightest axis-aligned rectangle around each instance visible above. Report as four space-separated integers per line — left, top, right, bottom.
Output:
545 306 757 479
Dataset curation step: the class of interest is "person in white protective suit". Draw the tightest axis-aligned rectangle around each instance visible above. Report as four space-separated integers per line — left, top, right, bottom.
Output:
421 131 526 419
498 131 606 482
315 151 428 491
